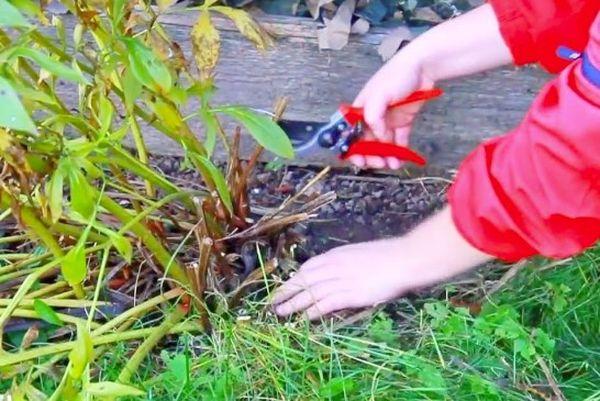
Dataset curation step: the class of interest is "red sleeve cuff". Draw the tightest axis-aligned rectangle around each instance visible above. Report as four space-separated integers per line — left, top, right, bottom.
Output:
487 0 537 66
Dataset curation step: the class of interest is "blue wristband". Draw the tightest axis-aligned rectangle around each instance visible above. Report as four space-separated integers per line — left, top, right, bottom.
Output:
582 52 600 88
556 45 600 88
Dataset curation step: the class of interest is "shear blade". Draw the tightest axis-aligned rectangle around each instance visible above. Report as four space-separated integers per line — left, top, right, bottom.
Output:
278 119 325 150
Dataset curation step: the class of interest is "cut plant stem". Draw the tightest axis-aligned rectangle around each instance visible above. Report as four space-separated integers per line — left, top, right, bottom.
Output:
0 234 29 245
129 116 154 197
98 193 190 286
0 322 200 368
118 306 188 384
92 288 184 336
18 206 85 299
0 307 101 329
25 281 70 299
0 299 108 308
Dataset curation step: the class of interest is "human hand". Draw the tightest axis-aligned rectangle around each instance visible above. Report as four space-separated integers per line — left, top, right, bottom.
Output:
272 239 415 320
271 207 492 320
349 3 513 170
350 54 435 170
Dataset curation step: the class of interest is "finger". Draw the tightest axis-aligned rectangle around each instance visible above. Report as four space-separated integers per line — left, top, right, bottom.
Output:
305 292 354 320
353 90 367 107
362 100 388 140
365 156 386 169
386 157 402 170
271 264 337 305
347 155 365 168
274 281 340 317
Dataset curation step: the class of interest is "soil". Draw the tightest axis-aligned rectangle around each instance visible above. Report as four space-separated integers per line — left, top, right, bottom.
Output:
153 155 449 260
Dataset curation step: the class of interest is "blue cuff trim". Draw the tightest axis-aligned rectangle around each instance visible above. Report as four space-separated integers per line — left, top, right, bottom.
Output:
582 53 600 89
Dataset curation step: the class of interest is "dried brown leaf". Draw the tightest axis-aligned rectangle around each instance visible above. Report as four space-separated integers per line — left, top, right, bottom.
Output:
377 26 412 61
351 17 370 34
306 0 334 19
412 7 443 23
317 0 356 50
191 10 220 79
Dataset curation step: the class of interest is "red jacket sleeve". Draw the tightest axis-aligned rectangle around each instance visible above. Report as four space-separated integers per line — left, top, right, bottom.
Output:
448 13 600 262
488 0 598 73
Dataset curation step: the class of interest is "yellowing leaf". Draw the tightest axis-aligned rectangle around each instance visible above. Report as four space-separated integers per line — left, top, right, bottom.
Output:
97 94 114 135
156 0 177 12
109 231 133 263
86 382 145 397
212 6 272 50
191 10 220 79
68 323 94 380
48 169 64 224
148 99 184 132
201 0 219 9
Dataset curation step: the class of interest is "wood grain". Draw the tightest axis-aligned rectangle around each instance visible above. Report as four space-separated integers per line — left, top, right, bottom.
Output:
55 10 550 169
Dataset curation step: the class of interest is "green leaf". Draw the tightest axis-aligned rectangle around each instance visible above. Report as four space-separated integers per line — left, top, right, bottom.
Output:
161 351 190 387
48 169 64 224
86 382 145 397
534 329 556 355
122 66 142 113
68 323 94 380
121 37 172 93
62 243 87 286
111 0 127 27
0 76 37 134
318 377 356 398
109 231 133 263
97 94 114 135
11 81 57 106
190 154 233 214
0 0 31 27
214 106 294 159
199 108 218 155
1 47 88 83
69 169 94 219
33 299 64 326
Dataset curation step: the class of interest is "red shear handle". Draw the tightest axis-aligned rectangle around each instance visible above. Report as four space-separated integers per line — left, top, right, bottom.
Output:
339 88 444 126
341 141 427 166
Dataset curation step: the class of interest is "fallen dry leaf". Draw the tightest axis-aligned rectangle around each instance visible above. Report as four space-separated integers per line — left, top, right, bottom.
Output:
412 6 444 24
317 0 356 50
377 26 412 61
306 0 335 19
351 17 370 35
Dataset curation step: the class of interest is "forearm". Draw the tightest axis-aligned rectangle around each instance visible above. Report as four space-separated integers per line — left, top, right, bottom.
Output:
398 206 493 288
399 4 513 82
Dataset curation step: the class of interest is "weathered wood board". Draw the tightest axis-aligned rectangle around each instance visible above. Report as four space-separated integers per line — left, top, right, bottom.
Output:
56 11 550 169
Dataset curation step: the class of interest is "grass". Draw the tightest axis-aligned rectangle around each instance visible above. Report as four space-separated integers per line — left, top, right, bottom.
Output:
2 247 599 400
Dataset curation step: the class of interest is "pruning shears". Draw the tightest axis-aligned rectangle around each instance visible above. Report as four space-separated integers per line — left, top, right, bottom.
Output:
278 88 443 167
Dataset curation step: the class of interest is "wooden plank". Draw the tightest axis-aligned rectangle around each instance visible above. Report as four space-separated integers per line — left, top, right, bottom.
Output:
55 11 551 169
